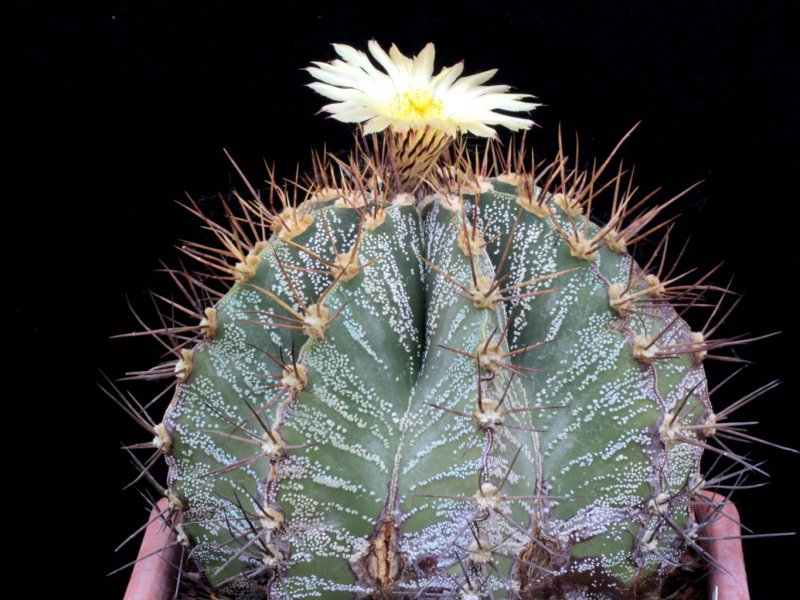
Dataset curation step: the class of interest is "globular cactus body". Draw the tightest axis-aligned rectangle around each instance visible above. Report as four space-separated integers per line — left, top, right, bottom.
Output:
116 41 755 600
161 169 709 598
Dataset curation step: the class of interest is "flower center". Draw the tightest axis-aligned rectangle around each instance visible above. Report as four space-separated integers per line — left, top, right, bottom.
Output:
389 89 444 120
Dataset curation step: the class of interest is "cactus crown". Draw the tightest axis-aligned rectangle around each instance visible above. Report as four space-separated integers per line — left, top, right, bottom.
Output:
111 42 784 599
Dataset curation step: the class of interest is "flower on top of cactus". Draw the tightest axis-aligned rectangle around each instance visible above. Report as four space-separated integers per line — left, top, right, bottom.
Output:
307 41 538 137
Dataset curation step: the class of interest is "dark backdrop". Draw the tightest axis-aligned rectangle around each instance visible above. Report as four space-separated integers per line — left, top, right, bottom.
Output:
10 1 798 596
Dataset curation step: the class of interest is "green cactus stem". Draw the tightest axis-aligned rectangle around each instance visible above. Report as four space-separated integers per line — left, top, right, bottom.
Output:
111 42 782 600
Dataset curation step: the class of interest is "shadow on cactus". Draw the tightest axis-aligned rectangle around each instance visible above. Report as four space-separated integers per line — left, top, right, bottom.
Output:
108 41 795 599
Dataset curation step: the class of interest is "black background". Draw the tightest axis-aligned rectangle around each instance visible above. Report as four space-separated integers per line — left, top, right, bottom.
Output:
10 1 798 597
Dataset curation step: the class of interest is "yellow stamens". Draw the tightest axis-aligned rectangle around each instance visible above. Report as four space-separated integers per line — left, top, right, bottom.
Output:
389 90 444 120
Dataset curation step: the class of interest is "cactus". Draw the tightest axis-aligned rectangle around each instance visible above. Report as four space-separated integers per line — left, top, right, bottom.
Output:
112 42 783 599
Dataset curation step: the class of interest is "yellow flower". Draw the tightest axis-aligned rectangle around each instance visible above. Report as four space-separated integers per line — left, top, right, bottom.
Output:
307 41 538 137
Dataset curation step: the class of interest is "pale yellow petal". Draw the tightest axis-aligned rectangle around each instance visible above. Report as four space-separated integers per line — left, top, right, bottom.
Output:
307 42 536 137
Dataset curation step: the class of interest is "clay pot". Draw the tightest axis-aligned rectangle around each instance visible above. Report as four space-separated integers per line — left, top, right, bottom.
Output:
123 499 180 600
123 493 749 600
695 492 750 600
